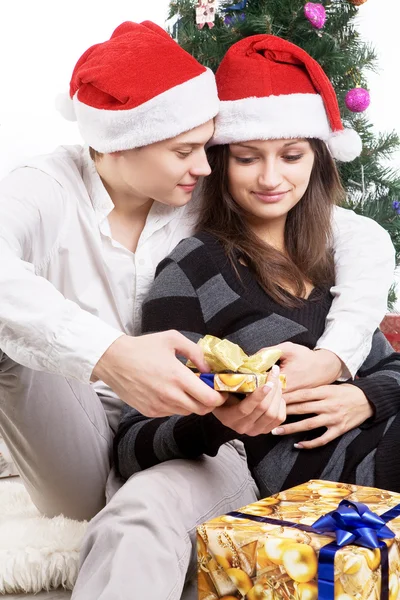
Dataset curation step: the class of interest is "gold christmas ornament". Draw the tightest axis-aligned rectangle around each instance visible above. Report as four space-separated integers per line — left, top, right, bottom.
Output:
358 548 381 571
258 497 280 506
295 581 318 600
317 486 351 498
281 543 318 583
342 555 363 575
243 504 275 516
225 568 253 595
219 515 249 524
247 584 274 600
264 537 294 565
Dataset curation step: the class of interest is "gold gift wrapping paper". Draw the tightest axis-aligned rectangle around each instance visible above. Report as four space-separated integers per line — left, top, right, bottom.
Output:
197 480 400 600
188 335 286 393
195 372 287 393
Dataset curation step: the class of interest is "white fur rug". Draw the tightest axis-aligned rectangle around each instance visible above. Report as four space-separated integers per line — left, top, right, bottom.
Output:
0 481 87 594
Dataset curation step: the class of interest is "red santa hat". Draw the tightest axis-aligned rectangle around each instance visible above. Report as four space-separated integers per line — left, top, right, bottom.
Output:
211 34 362 162
56 21 219 153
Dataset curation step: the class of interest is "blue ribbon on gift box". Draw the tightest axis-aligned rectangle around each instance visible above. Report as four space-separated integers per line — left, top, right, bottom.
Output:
199 374 216 389
228 499 400 600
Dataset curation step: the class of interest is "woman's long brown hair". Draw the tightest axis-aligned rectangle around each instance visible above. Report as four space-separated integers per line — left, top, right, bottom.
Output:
197 139 345 307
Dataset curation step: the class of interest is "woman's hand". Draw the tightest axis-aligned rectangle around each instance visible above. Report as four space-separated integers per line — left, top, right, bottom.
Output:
213 366 286 436
271 384 373 449
258 342 344 392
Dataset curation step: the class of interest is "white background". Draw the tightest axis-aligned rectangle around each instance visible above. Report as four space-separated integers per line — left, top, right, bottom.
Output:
0 0 399 299
0 0 169 176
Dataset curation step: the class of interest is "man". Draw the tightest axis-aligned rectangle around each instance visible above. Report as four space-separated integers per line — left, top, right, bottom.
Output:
0 20 222 520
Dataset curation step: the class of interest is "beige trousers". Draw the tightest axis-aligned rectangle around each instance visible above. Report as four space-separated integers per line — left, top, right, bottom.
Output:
0 351 258 599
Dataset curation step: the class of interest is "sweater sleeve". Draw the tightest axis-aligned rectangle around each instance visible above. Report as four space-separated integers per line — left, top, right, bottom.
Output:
349 330 400 426
114 406 237 480
315 207 395 379
114 244 237 479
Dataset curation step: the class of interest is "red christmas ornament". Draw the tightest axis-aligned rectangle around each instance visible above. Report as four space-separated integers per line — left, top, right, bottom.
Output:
349 0 368 5
381 315 400 352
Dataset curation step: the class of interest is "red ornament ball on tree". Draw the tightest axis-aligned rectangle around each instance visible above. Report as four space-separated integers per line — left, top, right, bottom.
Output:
345 87 370 112
349 0 368 5
381 315 400 352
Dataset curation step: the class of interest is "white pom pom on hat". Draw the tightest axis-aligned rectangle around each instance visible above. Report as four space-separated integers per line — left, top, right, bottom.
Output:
327 128 362 162
211 34 362 162
55 92 76 122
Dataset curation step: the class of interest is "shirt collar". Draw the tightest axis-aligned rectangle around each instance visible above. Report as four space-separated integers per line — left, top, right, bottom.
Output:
82 146 114 222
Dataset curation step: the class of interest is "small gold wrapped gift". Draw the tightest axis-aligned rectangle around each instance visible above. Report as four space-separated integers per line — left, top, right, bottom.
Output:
187 335 285 393
197 480 400 600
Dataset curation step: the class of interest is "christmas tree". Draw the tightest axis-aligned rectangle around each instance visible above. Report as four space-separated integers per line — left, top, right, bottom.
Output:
168 0 400 307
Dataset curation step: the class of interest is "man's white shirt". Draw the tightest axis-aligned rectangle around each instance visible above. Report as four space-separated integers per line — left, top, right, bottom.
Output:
0 146 394 392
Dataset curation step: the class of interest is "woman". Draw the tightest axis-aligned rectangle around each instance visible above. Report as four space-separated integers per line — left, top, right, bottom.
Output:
115 34 400 496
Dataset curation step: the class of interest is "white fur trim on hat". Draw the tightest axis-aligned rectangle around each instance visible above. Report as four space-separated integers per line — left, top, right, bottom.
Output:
72 68 219 152
55 92 77 122
327 128 362 162
211 93 331 146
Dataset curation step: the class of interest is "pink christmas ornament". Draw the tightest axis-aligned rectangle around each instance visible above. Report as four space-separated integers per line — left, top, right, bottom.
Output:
304 2 326 29
345 87 371 112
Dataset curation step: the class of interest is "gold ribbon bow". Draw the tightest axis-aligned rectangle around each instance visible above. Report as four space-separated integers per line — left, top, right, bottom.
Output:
187 335 286 392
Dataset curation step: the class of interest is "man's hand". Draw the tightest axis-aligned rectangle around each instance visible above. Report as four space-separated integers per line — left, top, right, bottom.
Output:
213 366 286 436
271 384 373 449
264 342 344 392
91 331 225 417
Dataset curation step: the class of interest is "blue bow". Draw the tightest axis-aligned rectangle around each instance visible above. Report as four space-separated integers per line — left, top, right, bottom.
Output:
312 499 395 548
228 498 400 600
313 500 395 600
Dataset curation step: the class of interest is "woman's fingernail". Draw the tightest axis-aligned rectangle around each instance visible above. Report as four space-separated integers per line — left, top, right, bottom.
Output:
294 443 304 449
271 427 284 435
263 382 274 392
271 364 280 375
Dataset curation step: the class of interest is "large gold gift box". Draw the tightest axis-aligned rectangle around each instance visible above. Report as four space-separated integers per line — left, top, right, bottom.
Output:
197 480 400 600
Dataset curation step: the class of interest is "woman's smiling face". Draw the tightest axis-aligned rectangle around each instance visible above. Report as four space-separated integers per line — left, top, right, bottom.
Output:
227 138 315 226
